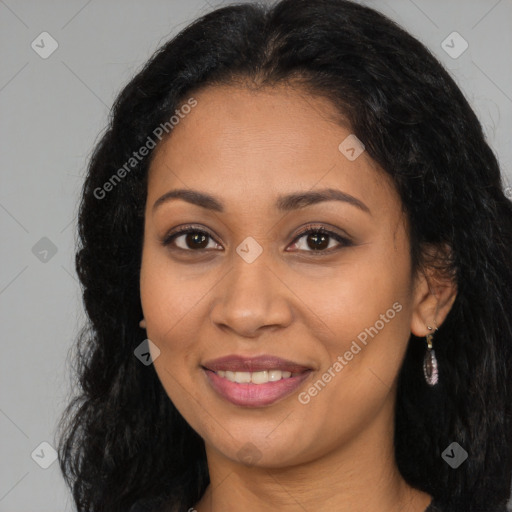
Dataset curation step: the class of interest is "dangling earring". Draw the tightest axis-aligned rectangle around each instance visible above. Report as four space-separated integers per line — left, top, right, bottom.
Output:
423 325 439 386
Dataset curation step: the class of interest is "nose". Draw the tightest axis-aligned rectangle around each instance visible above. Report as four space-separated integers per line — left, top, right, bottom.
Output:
210 253 293 338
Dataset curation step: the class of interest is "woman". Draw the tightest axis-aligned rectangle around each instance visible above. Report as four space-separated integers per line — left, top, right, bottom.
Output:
56 1 512 511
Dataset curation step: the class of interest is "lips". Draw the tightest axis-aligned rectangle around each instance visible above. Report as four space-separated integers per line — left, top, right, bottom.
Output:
202 354 312 374
201 354 314 407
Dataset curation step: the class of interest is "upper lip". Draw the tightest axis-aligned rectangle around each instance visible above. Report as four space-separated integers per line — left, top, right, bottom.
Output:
202 355 313 373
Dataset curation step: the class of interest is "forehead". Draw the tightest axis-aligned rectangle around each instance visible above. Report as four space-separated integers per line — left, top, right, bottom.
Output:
146 84 396 214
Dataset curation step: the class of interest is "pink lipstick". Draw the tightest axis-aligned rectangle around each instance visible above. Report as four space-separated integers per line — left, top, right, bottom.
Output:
202 354 313 407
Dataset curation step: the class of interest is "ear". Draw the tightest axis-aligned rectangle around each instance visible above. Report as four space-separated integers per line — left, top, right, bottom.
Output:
410 244 457 337
139 318 147 329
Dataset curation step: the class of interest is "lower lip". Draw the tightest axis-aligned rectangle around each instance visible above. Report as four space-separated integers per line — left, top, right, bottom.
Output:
203 368 312 407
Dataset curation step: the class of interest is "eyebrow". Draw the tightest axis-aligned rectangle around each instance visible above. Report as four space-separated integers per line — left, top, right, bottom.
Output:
152 187 371 215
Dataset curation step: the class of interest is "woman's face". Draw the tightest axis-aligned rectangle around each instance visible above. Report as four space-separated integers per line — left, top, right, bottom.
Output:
140 84 428 468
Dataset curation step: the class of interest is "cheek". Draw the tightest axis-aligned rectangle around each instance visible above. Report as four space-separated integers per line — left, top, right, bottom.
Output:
139 245 228 417
307 233 413 390
139 248 208 413
314 241 410 336
140 245 213 346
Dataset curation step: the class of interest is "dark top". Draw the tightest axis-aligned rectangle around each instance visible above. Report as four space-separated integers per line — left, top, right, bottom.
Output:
129 498 443 511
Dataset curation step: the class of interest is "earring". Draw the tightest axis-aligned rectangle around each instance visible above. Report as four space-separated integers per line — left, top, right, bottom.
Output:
423 325 439 386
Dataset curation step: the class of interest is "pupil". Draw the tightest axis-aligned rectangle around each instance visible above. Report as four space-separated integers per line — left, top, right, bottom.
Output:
308 233 328 250
187 232 208 249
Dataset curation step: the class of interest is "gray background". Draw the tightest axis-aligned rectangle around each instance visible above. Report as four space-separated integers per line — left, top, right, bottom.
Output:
1 0 511 510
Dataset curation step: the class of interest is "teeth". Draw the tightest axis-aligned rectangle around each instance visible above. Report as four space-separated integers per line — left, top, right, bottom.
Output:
215 369 295 384
252 370 269 384
235 371 252 383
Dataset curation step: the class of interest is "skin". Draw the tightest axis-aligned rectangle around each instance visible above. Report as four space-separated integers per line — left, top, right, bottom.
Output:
139 83 457 512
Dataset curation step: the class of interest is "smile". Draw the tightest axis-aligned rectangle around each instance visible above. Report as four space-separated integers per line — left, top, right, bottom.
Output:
203 367 312 407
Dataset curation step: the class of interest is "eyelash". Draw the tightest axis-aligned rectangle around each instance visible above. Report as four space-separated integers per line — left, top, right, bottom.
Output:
161 223 353 255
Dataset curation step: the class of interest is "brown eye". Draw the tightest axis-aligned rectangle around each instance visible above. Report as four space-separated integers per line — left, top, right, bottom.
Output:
305 231 330 250
289 226 353 254
162 227 221 251
181 232 210 250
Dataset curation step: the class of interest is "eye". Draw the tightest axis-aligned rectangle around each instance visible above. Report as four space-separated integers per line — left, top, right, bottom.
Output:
288 224 353 254
161 225 222 252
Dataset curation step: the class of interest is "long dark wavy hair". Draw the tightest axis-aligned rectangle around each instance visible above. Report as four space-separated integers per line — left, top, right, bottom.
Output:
56 1 512 511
